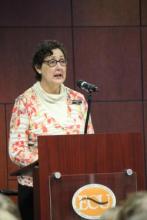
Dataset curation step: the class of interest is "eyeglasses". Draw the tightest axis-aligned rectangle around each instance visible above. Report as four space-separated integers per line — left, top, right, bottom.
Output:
43 59 67 67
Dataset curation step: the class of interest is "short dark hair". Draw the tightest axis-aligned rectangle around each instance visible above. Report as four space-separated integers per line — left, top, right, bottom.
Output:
32 40 67 81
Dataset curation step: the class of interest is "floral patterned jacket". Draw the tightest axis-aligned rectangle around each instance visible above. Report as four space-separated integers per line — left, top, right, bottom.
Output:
9 83 94 186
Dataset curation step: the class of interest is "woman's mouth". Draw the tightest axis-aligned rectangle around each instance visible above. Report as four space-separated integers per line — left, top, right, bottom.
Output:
54 73 63 78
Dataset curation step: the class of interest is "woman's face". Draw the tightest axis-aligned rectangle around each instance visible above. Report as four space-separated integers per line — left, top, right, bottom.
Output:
36 48 67 93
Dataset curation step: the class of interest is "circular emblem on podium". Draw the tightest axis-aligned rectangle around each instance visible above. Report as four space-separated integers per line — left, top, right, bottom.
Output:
72 184 116 220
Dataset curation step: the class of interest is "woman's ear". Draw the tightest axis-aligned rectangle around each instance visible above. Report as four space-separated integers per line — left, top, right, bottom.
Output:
35 65 42 74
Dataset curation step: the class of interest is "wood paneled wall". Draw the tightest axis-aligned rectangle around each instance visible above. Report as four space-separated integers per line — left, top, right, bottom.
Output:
0 0 147 190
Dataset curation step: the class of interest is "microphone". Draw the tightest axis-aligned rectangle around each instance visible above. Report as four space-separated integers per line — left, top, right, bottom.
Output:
77 80 98 93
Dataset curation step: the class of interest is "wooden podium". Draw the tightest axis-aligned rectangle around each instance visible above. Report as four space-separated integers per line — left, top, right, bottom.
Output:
11 133 146 220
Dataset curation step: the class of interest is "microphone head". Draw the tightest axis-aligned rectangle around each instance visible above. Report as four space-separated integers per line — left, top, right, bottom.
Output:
77 80 83 87
77 80 98 93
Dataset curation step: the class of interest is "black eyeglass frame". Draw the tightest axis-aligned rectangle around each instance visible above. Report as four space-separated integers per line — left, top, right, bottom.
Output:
42 59 67 67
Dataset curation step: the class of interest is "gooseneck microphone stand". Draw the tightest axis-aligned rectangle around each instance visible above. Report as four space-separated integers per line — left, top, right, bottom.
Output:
76 79 98 134
84 92 93 134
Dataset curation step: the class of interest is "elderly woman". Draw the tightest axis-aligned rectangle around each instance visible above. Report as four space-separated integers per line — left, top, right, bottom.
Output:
9 40 94 220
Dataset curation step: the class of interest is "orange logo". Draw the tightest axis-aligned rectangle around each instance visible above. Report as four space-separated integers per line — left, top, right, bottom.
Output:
72 184 116 219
